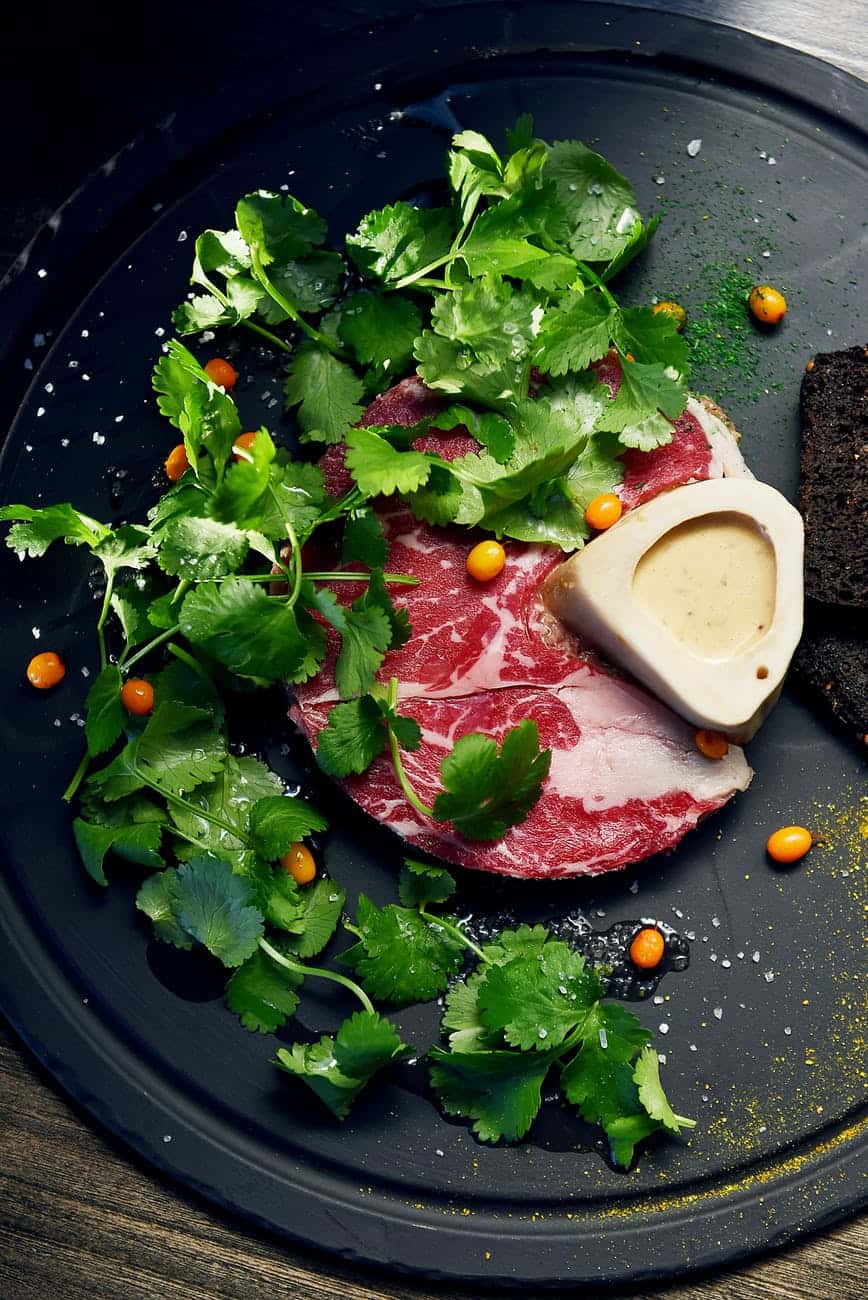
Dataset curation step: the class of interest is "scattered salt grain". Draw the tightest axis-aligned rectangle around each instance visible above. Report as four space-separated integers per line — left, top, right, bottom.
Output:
658 1022 669 1035
37 268 47 278
689 1044 697 1052
24 444 32 453
686 139 702 157
162 1134 172 1144
81 329 89 339
53 719 61 727
68 359 79 369
763 970 775 983
752 950 761 963
81 373 91 382
155 326 165 338
628 880 639 894
376 151 387 159
713 1007 723 1020
784 1026 792 1036
34 333 46 347
672 907 683 918
762 250 771 258
201 330 216 343
44 382 54 393
24 358 33 371
61 438 69 447
768 157 777 165
92 432 105 445
81 667 91 678
654 175 665 185
710 954 718 963
31 626 41 639
115 415 124 424
37 407 45 417
538 1028 548 1040
373 82 383 90
653 995 665 1006
711 916 721 928
721 959 732 969
177 230 188 242
435 1148 444 1157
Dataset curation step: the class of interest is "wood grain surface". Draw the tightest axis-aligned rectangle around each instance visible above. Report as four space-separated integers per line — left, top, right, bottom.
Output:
1 3 866 1298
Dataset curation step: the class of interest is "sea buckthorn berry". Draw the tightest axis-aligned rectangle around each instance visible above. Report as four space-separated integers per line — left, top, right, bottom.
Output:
203 357 238 389
629 927 666 970
232 431 259 461
26 651 66 690
695 729 729 760
653 300 687 331
766 825 813 864
805 358 815 372
281 843 317 885
121 678 155 716
585 493 623 532
748 285 787 326
466 539 506 582
165 444 190 482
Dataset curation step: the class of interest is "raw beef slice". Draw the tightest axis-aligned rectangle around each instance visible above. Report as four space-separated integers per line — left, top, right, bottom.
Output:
292 374 753 878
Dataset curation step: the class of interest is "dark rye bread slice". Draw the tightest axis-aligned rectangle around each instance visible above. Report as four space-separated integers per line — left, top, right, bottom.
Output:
793 613 868 749
799 345 868 608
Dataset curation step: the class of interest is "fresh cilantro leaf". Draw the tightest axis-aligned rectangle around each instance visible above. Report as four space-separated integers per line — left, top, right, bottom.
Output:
547 140 640 262
136 871 193 949
459 185 570 279
173 293 232 335
150 660 224 716
346 202 452 285
291 606 329 684
84 664 125 758
441 969 499 1053
341 893 465 1005
157 514 250 581
334 604 392 699
344 426 433 497
402 462 465 526
398 860 456 908
286 879 346 958
341 506 389 570
338 291 422 374
85 742 145 803
0 502 108 558
172 854 264 966
482 483 588 551
78 788 165 831
92 525 157 580
179 578 310 681
447 129 506 225
430 276 539 367
543 372 610 434
208 428 276 528
601 215 660 282
153 340 241 477
248 794 328 860
505 113 535 153
633 1045 696 1135
275 1010 413 1120
560 1003 652 1118
235 191 326 264
428 1045 553 1142
225 945 303 1033
73 818 163 887
432 720 549 841
533 291 614 376
476 940 602 1051
264 250 343 316
194 227 252 279
595 359 685 444
284 343 365 443
257 460 330 541
613 306 689 374
431 405 515 464
414 330 524 412
314 695 388 777
605 1112 665 1168
262 867 306 933
482 924 552 964
136 702 227 795
168 755 282 874
110 581 159 648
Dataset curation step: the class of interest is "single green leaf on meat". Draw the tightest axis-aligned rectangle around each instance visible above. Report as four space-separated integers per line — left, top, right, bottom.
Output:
171 854 264 966
0 502 108 558
135 702 227 795
402 461 465 527
334 604 392 699
428 1045 554 1143
398 859 456 908
235 191 327 266
358 567 411 652
341 506 389 570
248 794 328 860
290 606 329 684
414 329 525 413
275 1010 413 1120
225 945 303 1033
257 459 330 541
136 871 193 949
476 940 602 1051
284 343 365 444
533 291 614 376
595 358 685 442
157 514 250 581
546 139 642 262
73 818 163 887
346 202 453 284
339 894 465 1005
284 878 346 958
612 305 689 375
430 404 515 464
180 578 310 681
338 291 422 375
431 719 550 840
314 695 388 778
430 276 540 368
84 664 125 757
344 426 433 498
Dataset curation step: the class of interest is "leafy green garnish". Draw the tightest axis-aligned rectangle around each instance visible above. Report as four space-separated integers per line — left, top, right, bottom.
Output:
276 1010 413 1119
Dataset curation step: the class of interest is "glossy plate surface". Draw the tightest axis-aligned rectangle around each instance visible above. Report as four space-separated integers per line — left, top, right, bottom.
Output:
0 5 865 1288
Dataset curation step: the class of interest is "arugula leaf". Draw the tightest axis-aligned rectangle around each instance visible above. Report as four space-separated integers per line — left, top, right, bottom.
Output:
596 359 685 447
136 871 193 948
285 878 346 958
633 1045 696 1135
84 665 125 758
275 1010 413 1120
136 702 227 795
338 291 422 375
248 794 328 860
341 893 465 1005
346 203 452 285
157 514 250 581
344 426 433 498
73 818 163 887
432 720 550 841
341 506 388 570
476 940 602 1051
180 578 310 681
398 859 456 908
172 854 264 966
547 140 640 262
284 343 365 443
0 503 108 558
225 945 303 1033
428 1045 553 1143
431 405 515 464
533 291 614 376
314 695 388 777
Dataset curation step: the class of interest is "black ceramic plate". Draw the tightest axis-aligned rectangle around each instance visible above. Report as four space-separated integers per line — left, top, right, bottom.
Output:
1 5 866 1290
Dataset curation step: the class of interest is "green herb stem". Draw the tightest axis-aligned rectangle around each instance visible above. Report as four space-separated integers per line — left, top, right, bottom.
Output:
240 318 293 354
386 676 434 820
61 750 92 804
121 624 182 672
418 909 487 963
166 641 213 684
575 260 619 310
249 248 345 356
95 573 115 671
259 937 375 1014
132 767 244 841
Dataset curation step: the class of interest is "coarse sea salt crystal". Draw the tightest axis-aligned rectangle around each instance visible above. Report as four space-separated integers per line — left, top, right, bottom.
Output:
37 407 45 417
713 1007 723 1020
686 139 702 157
31 626 41 639
177 230 188 242
92 432 105 445
658 1022 669 1035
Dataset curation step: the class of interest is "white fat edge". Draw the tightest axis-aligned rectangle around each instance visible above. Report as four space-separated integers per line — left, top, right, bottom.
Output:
687 395 754 481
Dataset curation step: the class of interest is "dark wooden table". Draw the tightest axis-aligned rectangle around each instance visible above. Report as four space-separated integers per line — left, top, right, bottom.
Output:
1 3 866 1297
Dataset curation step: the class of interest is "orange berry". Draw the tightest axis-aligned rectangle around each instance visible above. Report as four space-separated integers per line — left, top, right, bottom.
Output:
280 843 317 885
629 927 666 970
121 678 155 716
466 539 506 582
165 444 190 482
26 651 66 690
695 729 729 760
203 357 238 389
232 431 259 461
585 492 623 532
652 300 687 330
766 825 813 864
748 285 787 326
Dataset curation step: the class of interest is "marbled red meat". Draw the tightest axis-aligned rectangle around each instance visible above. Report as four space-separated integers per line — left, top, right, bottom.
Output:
293 376 753 878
